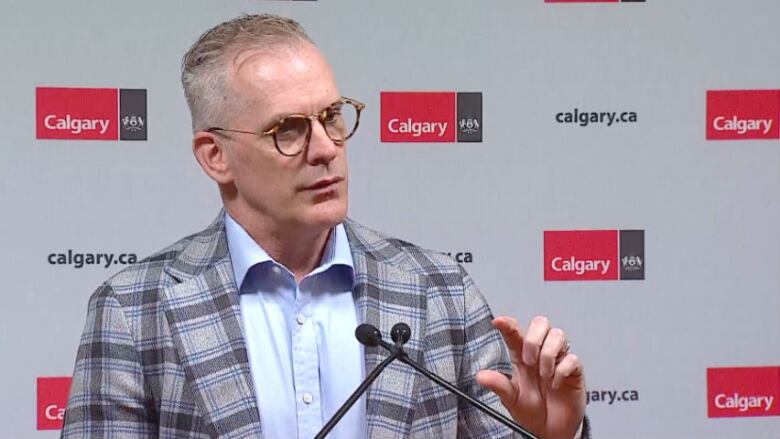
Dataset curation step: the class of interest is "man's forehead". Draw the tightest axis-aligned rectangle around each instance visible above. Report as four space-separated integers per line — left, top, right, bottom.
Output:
225 44 340 123
233 46 292 77
230 43 327 83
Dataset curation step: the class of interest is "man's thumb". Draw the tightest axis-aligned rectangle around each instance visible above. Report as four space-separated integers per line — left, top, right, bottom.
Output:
476 369 515 404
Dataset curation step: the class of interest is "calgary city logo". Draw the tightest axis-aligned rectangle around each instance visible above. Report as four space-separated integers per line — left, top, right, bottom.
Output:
706 89 780 140
37 376 72 430
621 255 643 273
121 114 145 132
459 117 480 135
36 87 147 141
380 91 482 143
544 229 645 281
707 366 780 418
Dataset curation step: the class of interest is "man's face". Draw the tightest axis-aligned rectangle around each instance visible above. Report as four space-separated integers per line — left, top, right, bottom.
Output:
220 44 349 235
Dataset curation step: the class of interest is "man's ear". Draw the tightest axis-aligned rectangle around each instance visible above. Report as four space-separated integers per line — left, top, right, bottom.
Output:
192 131 233 185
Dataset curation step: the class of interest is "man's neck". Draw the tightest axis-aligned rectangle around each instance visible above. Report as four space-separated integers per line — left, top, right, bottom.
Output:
226 209 332 284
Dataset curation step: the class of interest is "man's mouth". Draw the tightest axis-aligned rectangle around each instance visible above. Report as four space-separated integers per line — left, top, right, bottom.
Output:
302 177 343 191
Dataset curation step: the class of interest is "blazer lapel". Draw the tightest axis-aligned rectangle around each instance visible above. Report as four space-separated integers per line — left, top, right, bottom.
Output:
160 214 263 439
347 222 429 439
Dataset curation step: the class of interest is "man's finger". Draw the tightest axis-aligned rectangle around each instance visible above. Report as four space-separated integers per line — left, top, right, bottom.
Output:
492 316 524 364
476 369 516 406
552 354 583 390
522 315 551 367
539 327 565 379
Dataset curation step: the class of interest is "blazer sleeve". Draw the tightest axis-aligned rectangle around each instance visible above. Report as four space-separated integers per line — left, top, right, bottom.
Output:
454 268 592 439
61 284 158 439
455 267 516 439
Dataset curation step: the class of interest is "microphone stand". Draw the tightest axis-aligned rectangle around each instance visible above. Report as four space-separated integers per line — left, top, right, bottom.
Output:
375 335 540 439
313 328 401 439
313 323 540 439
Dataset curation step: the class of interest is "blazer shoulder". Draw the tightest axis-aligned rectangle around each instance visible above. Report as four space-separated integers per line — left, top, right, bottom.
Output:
100 213 226 299
344 219 464 277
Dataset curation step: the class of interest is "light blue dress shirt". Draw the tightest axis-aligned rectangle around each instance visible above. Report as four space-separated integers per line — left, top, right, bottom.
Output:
225 214 366 439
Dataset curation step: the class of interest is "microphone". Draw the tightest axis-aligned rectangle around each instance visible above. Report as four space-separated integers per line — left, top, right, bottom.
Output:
355 323 382 347
390 322 411 346
313 324 400 439
377 323 541 439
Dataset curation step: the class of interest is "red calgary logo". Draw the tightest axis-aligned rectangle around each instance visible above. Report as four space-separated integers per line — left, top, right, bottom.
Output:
706 90 780 140
707 366 780 418
36 88 118 140
37 376 72 430
381 92 456 142
380 91 483 143
543 229 644 281
36 87 147 141
544 230 619 281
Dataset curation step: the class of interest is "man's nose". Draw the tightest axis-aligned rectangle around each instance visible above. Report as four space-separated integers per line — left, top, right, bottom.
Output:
305 121 339 165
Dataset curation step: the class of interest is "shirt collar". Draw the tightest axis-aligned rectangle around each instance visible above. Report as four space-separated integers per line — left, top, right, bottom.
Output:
224 212 354 292
311 221 354 277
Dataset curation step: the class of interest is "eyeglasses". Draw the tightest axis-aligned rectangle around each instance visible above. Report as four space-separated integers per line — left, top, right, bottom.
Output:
206 97 365 157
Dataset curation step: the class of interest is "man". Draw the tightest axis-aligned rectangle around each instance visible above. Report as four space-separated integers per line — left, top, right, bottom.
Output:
62 14 588 439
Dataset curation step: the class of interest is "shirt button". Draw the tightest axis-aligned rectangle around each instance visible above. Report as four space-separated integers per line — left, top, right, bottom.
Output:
271 266 281 275
296 314 306 325
302 392 313 404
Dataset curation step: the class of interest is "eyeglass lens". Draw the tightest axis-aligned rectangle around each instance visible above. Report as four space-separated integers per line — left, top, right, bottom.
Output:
275 102 358 154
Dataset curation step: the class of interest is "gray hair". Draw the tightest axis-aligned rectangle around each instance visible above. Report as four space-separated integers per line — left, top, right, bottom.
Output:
181 14 314 131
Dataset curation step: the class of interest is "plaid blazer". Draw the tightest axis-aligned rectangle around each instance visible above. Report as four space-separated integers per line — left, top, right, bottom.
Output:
62 212 587 439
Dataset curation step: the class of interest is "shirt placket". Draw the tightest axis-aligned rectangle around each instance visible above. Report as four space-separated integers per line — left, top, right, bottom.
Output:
292 281 321 439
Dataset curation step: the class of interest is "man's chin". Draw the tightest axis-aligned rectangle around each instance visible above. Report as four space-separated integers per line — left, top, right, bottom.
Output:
301 200 348 230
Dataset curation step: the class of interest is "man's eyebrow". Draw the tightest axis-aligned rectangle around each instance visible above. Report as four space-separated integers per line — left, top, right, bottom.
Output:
260 100 343 128
257 110 296 132
265 111 290 124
